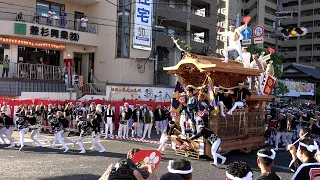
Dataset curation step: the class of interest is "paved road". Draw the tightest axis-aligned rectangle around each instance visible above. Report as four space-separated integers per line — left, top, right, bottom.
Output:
0 132 294 180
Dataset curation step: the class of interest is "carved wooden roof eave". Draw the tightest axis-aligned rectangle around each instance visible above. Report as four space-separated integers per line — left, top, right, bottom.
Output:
164 61 264 76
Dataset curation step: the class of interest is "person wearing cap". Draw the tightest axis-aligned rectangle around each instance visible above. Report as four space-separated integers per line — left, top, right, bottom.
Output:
184 87 197 135
132 104 143 138
274 113 287 151
225 160 253 180
90 113 105 153
166 159 193 180
157 120 178 152
227 82 251 115
104 104 115 139
255 148 282 180
288 139 320 179
218 89 233 117
187 124 226 166
1 111 14 148
76 114 93 153
49 112 69 153
217 22 248 63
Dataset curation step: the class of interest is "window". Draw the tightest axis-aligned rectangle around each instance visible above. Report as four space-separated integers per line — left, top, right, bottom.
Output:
36 0 65 18
116 0 131 58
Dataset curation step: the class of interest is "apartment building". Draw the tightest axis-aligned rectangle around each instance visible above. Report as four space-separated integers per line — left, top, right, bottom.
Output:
0 0 156 97
280 0 320 67
155 0 217 86
216 0 278 55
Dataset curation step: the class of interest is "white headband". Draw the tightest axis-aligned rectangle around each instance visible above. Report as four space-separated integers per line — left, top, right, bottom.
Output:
257 149 276 160
226 171 253 180
167 160 193 174
299 141 319 152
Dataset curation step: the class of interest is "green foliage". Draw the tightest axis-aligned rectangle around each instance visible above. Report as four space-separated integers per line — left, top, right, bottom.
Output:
184 45 192 51
276 81 290 95
247 45 284 78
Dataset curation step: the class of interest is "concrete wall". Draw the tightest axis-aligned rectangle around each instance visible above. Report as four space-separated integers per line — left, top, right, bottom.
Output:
19 92 77 100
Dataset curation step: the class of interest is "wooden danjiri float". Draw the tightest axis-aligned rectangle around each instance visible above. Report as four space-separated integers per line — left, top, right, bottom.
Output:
163 51 275 159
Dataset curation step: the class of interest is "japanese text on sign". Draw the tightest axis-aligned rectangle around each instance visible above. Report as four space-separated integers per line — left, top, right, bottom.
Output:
133 0 153 51
30 25 80 42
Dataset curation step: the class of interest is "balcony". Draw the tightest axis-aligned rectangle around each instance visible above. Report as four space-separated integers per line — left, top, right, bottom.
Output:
282 38 320 46
283 50 320 58
0 62 63 81
0 7 98 34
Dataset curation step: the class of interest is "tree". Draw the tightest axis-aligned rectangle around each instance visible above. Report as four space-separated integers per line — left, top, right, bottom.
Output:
276 81 290 95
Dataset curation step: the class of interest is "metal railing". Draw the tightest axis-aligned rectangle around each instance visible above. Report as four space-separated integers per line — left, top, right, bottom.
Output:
0 7 98 34
0 62 63 81
79 83 106 95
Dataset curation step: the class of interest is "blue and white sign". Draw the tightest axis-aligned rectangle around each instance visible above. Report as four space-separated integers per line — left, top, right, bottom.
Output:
241 27 252 40
133 0 153 51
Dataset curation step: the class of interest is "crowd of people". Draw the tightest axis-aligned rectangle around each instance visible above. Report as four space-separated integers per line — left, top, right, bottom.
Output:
0 101 171 153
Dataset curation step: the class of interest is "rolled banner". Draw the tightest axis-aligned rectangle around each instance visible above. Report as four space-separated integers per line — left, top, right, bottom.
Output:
243 16 251 24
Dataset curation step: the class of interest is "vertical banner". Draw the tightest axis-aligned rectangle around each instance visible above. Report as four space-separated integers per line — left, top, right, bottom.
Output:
133 0 153 51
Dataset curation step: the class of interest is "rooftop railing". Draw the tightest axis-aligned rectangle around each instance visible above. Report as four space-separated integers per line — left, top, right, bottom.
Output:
0 7 98 34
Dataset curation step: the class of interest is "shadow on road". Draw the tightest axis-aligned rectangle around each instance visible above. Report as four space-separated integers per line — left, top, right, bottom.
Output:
38 174 100 180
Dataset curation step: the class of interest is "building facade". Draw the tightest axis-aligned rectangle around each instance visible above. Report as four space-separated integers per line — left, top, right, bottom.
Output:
155 0 218 86
217 0 320 68
280 0 320 67
0 0 154 93
216 0 277 55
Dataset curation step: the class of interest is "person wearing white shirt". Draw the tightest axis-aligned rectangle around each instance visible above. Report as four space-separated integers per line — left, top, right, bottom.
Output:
250 53 269 95
47 8 56 26
217 22 248 63
1 101 11 117
104 104 115 139
80 15 88 32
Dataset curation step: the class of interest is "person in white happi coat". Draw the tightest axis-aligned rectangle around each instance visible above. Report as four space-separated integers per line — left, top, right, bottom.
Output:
217 22 248 63
236 47 251 68
104 104 115 139
1 101 11 117
250 52 271 94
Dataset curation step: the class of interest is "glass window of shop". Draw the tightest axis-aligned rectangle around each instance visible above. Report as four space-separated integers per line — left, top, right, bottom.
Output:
116 0 131 58
18 47 60 66
36 0 65 17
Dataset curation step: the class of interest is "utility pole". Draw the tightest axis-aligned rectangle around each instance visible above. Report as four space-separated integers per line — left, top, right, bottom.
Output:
186 0 191 45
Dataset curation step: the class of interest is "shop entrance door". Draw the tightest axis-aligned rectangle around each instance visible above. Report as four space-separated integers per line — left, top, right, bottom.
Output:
74 53 82 76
